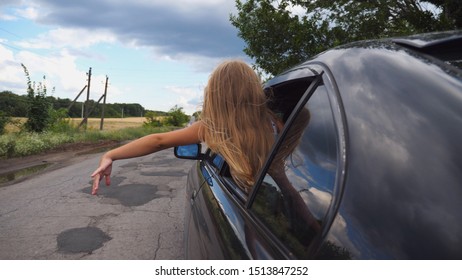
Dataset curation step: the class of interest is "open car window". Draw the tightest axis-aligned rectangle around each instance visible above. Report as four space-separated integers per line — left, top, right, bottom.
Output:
204 72 321 204
250 80 339 259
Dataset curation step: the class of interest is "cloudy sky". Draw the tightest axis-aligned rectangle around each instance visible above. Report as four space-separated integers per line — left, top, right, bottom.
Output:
0 0 247 114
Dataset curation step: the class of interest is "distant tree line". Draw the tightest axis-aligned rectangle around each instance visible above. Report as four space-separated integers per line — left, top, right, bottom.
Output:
1 64 187 135
0 90 165 118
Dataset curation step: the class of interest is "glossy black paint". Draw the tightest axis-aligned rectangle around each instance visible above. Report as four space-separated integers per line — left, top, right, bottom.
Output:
178 31 462 259
316 37 462 259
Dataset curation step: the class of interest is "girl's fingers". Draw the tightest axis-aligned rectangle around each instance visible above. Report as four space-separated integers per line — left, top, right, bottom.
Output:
91 168 102 178
105 175 111 186
91 174 100 195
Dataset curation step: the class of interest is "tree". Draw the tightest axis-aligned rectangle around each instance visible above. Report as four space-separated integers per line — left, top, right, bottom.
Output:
0 90 150 119
0 111 11 135
230 0 460 76
165 105 190 127
192 111 201 120
22 64 51 133
0 91 29 117
426 0 462 27
144 111 163 127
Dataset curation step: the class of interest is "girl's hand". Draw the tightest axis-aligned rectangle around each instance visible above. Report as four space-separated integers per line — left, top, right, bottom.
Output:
91 156 113 195
89 122 203 195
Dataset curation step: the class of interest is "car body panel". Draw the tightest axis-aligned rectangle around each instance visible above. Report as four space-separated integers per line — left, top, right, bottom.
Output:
314 39 462 259
179 31 462 259
185 161 290 259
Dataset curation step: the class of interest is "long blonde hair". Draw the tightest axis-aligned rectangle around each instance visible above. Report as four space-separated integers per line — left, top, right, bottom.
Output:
199 60 275 192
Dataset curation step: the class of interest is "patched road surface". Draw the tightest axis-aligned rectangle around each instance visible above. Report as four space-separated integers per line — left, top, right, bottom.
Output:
0 148 193 259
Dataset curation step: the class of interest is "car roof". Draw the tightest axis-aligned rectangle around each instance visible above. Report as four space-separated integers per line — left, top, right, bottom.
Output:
391 30 462 49
392 30 462 67
264 31 462 120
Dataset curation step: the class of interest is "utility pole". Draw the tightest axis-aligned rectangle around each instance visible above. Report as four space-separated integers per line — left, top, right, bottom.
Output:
67 85 87 112
100 75 108 130
82 67 92 128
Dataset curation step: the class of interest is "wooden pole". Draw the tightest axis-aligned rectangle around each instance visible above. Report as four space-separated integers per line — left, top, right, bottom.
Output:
100 76 108 130
67 85 87 111
79 93 105 128
82 67 92 128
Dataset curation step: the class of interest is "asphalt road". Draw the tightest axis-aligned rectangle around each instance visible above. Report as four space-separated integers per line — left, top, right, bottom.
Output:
0 148 194 260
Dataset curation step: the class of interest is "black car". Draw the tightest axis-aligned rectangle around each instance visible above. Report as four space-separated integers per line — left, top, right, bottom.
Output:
175 31 462 259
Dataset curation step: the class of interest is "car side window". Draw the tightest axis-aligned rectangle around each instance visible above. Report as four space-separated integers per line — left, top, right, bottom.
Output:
250 85 338 259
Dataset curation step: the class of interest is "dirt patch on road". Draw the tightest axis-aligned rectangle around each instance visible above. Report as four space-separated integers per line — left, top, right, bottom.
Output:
0 140 123 186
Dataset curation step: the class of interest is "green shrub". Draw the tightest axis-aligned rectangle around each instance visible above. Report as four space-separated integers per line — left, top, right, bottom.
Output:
14 133 48 156
144 111 163 127
0 134 16 158
48 108 76 133
42 132 74 147
0 112 11 135
165 105 189 127
22 65 51 133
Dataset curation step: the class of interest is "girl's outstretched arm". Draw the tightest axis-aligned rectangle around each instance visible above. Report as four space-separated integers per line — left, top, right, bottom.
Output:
91 121 203 195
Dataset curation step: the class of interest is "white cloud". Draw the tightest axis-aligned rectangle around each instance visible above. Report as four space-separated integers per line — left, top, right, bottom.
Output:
0 45 24 91
81 0 236 18
164 85 204 114
0 0 248 114
0 13 16 20
17 27 117 50
16 6 39 20
0 46 112 101
285 4 307 18
29 58 80 95
32 0 244 59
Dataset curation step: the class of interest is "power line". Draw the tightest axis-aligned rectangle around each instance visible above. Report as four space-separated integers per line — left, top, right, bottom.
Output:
0 41 22 51
0 26 62 65
0 41 60 66
0 27 23 39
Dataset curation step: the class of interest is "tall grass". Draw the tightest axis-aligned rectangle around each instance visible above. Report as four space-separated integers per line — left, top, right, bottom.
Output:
0 126 174 159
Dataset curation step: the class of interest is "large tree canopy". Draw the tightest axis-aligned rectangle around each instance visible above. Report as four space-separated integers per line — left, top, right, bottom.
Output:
230 0 461 75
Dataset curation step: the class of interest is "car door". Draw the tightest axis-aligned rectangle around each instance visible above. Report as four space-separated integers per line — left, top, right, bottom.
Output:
247 65 347 258
187 64 346 259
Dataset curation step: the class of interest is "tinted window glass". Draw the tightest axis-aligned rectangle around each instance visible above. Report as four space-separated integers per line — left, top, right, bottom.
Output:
251 85 338 258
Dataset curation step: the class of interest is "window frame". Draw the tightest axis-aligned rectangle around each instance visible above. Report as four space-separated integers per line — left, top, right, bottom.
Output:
245 63 349 258
198 63 349 258
246 72 325 207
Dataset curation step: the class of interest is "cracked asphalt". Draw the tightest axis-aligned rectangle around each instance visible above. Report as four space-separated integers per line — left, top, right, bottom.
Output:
0 148 194 259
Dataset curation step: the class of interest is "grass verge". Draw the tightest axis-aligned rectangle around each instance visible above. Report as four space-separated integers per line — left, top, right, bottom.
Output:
0 126 174 159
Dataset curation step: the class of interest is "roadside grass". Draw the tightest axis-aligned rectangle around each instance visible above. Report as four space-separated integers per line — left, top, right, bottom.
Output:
0 117 175 159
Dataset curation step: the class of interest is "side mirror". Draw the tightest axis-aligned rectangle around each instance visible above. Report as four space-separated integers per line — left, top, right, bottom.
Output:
174 143 204 160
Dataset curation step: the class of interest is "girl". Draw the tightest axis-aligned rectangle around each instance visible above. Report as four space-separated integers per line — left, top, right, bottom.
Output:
91 60 278 195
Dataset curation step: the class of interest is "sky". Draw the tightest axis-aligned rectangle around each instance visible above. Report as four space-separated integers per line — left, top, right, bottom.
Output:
0 0 248 115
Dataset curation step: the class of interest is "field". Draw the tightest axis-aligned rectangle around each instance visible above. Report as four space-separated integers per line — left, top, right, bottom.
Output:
69 117 148 131
6 117 151 132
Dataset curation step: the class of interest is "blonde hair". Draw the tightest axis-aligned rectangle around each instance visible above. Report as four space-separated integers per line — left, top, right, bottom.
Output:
199 60 275 192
